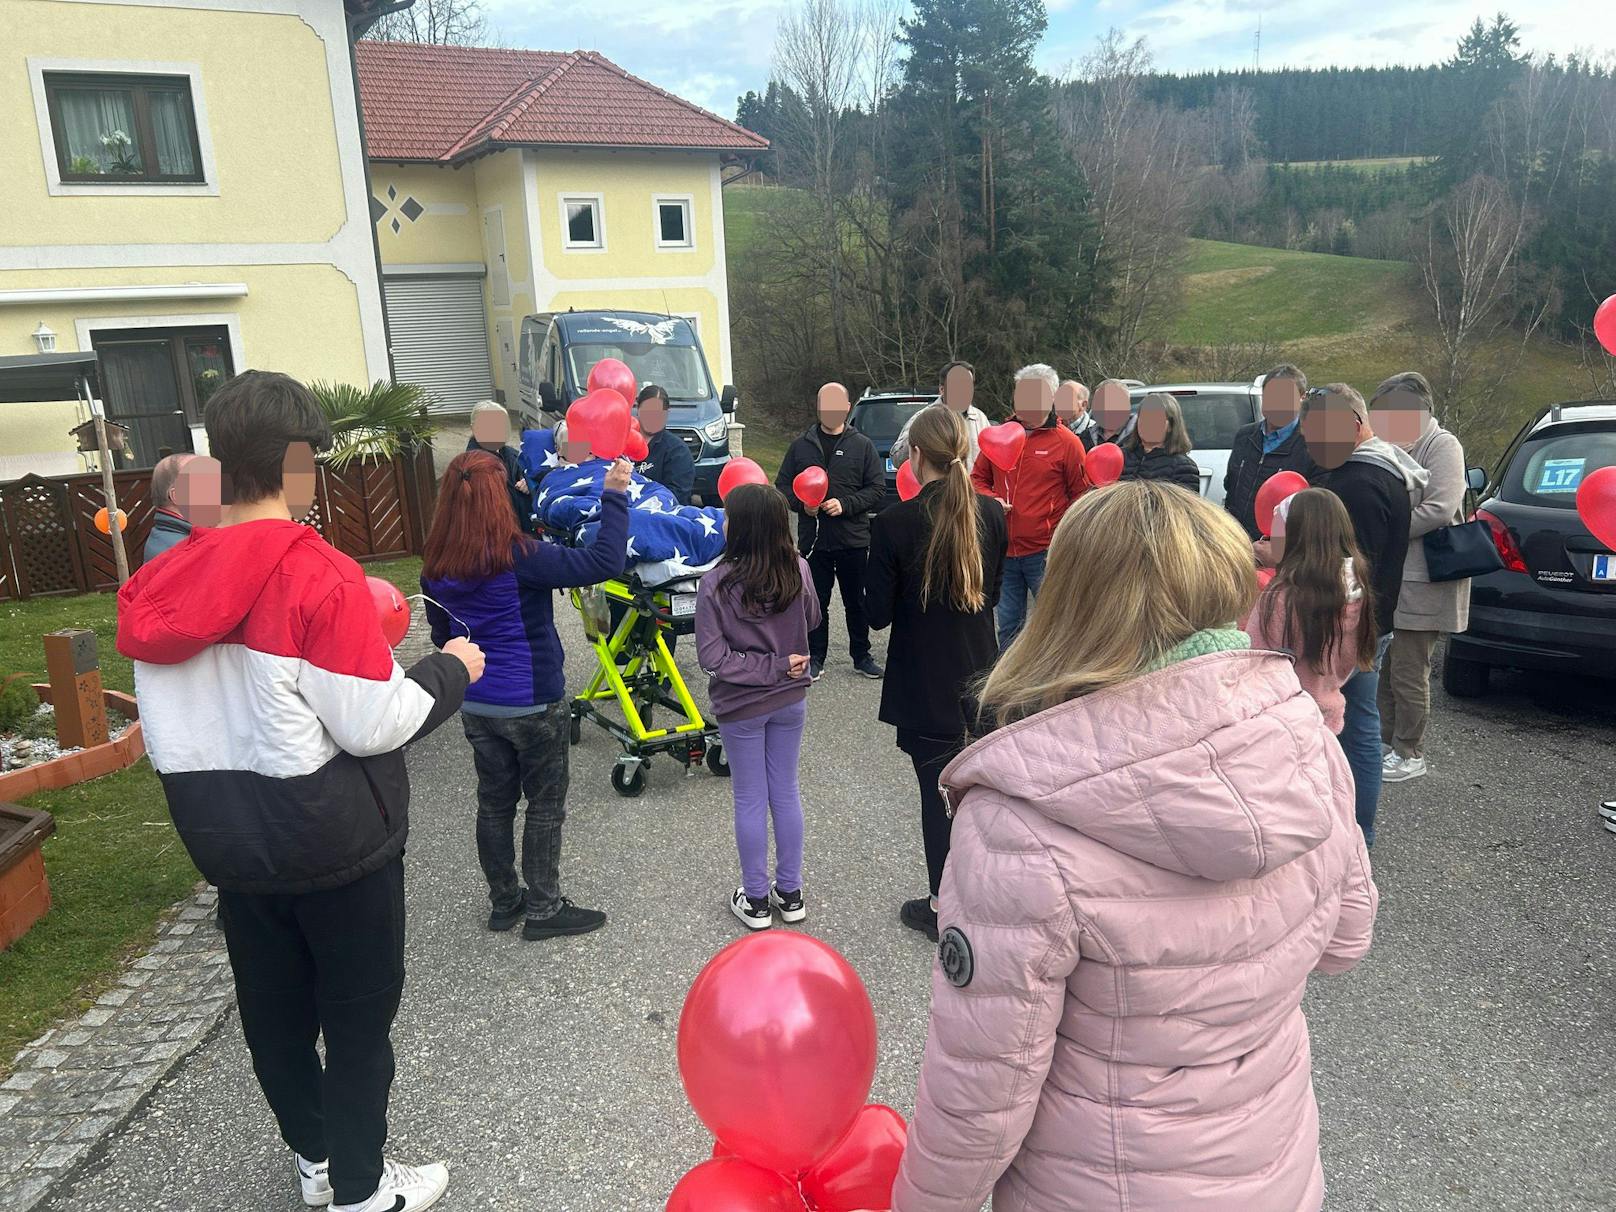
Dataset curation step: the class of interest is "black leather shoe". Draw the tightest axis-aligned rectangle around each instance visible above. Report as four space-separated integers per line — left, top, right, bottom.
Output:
522 899 607 940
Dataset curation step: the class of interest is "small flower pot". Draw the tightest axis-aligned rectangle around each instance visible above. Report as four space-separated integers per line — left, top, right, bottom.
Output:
0 803 55 950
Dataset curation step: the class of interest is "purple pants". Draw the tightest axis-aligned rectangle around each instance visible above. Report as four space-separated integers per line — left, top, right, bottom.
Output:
717 697 807 901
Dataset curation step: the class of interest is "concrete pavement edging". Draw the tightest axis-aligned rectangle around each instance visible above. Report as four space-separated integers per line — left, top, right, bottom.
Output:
0 888 233 1211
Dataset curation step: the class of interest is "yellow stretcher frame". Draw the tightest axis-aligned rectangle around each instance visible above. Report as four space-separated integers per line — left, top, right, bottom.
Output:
566 574 728 797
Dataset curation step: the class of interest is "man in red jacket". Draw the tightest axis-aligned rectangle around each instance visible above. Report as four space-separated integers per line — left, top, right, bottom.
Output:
972 363 1091 648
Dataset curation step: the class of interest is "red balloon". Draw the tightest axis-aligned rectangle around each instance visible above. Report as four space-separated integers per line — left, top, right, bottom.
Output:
1086 442 1124 487
717 457 769 502
1256 567 1276 590
569 388 632 460
625 418 650 463
1576 464 1616 551
678 933 877 1178
586 356 639 410
365 576 410 647
792 466 829 510
896 459 921 502
1254 470 1311 538
666 1159 806 1212
711 1138 735 1160
801 1104 908 1212
978 421 1026 472
1595 294 1616 358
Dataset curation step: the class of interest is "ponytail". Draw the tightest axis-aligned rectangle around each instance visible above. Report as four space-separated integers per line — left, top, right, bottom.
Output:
910 406 985 613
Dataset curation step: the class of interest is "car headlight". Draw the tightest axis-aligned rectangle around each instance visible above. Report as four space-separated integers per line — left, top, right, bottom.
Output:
703 417 729 443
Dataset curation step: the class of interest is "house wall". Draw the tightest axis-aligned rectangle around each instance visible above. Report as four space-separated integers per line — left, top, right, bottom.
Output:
370 162 482 266
473 150 538 401
0 0 388 474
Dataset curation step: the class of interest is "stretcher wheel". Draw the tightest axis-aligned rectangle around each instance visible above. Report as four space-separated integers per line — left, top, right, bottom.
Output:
568 715 581 746
611 760 647 798
706 745 730 778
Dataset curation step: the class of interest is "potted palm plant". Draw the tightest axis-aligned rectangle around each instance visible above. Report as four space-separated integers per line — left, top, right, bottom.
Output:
309 380 437 467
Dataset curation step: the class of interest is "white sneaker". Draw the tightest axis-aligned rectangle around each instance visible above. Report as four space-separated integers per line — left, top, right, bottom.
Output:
296 1153 331 1207
1598 800 1616 832
730 888 772 931
1383 754 1428 783
333 1158 449 1212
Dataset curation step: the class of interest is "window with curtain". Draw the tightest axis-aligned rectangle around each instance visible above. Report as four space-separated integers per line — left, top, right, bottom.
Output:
45 72 202 183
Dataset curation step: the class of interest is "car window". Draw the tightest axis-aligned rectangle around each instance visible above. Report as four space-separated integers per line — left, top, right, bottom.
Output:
1499 429 1616 508
851 400 930 440
1153 393 1252 450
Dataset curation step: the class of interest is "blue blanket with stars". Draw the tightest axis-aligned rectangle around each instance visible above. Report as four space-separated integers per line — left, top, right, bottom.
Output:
520 428 725 566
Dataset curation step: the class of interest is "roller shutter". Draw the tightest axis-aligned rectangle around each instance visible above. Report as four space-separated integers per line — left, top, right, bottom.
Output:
382 275 496 414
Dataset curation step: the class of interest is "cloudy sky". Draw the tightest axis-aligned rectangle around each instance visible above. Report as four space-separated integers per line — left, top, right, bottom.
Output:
482 1 1611 123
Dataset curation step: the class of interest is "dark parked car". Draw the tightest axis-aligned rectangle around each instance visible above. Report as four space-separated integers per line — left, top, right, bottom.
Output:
1444 401 1616 697
849 389 937 512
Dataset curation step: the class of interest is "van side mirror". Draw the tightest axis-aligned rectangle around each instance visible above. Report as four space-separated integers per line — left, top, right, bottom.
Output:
720 385 737 415
1465 466 1487 493
539 381 560 413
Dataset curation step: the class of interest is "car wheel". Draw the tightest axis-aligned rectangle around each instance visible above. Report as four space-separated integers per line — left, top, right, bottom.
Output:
1441 648 1490 699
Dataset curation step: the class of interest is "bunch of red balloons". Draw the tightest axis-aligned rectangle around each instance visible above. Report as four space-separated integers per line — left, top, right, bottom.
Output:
564 358 639 460
670 934 908 1211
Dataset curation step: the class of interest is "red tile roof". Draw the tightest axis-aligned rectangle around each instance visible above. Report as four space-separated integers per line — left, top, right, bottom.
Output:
355 41 769 161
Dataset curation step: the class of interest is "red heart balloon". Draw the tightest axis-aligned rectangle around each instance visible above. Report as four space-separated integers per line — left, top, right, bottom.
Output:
1595 294 1616 358
365 576 410 647
569 388 631 460
1576 464 1616 551
1086 441 1124 486
978 421 1026 472
718 457 769 502
586 356 639 410
1254 470 1311 538
792 466 829 510
625 418 650 463
666 1158 806 1212
800 1104 908 1212
677 934 877 1179
896 460 921 502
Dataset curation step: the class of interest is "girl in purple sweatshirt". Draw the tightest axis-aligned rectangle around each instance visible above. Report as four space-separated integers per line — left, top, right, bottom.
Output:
695 483 821 930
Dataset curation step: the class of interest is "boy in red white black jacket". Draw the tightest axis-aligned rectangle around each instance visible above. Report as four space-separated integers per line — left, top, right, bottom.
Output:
117 371 482 1212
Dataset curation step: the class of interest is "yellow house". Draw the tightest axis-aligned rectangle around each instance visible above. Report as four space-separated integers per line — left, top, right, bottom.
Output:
354 42 767 414
0 0 394 477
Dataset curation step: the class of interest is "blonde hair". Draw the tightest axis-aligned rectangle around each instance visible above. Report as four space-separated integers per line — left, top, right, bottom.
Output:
907 406 985 613
980 481 1256 723
1124 392 1193 456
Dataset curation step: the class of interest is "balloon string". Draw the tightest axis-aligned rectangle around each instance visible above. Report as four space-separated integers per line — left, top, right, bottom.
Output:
406 593 472 642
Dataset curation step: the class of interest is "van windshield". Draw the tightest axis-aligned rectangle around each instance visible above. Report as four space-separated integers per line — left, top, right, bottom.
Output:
567 342 714 403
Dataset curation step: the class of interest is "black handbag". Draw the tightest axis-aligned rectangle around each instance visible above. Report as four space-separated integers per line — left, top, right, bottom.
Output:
1422 489 1503 582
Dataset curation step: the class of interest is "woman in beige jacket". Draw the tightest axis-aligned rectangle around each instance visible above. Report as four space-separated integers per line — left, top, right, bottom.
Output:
1368 372 1471 783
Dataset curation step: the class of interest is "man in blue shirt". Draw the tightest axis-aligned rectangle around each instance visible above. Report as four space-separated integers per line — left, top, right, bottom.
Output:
633 384 695 505
1223 363 1321 539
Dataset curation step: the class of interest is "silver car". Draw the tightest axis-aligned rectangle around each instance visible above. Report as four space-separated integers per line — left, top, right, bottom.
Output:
1126 382 1261 507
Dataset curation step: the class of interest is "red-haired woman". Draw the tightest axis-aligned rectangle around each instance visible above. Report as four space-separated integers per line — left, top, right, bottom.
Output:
420 450 631 940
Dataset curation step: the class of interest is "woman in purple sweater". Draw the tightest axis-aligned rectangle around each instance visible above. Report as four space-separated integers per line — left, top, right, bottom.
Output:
695 483 821 930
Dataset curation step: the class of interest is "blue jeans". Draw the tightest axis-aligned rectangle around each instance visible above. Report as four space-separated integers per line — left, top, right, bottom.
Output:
996 551 1047 650
1339 633 1394 847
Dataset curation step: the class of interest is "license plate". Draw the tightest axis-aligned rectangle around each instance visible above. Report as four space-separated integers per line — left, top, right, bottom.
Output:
1594 554 1616 582
670 592 698 617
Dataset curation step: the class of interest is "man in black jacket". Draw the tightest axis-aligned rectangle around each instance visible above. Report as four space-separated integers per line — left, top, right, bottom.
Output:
775 383 886 680
1224 363 1321 539
1302 383 1413 850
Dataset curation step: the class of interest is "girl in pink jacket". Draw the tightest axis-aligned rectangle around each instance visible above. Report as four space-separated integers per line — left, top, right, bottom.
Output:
894 481 1378 1212
1243 488 1379 733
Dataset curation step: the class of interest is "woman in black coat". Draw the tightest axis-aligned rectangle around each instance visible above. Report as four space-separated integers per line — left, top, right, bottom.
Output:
1121 392 1202 493
865 405 1008 941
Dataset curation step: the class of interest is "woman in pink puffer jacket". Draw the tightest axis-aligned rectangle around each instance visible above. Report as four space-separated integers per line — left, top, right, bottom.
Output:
894 481 1378 1212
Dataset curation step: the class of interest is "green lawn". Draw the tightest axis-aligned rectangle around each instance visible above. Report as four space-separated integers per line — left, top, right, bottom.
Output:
0 554 430 1074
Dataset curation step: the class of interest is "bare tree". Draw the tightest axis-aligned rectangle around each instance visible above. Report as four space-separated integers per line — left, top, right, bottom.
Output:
369 0 490 46
1056 31 1203 376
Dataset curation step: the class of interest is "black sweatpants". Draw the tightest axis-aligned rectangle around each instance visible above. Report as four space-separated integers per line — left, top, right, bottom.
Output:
898 730 963 898
808 546 871 665
217 857 406 1207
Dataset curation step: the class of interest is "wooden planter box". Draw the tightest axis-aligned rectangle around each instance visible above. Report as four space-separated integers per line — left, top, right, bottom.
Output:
0 687 145 802
0 803 55 950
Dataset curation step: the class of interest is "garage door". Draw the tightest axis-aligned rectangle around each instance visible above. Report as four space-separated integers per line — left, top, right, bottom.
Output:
382 275 496 414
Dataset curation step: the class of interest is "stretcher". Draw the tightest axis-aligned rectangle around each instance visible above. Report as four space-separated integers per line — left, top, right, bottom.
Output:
566 570 730 797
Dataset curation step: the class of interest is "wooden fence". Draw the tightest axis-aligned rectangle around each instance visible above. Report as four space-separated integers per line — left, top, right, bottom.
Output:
0 446 438 601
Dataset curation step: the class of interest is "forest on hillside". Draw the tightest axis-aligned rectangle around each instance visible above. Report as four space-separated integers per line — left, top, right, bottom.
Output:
730 4 1616 438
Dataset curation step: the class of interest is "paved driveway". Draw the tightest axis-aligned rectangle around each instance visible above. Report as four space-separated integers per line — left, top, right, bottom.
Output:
40 602 1616 1211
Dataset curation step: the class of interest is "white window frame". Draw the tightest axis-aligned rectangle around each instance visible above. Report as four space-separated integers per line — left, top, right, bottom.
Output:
652 194 695 250
558 193 606 253
28 57 220 198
